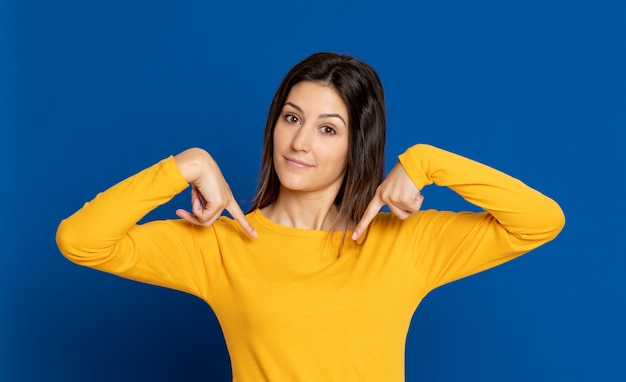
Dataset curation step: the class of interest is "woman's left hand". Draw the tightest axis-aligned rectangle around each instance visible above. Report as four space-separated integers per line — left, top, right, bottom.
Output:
352 162 424 240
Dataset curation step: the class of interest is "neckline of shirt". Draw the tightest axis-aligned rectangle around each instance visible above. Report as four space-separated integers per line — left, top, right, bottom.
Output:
249 209 352 240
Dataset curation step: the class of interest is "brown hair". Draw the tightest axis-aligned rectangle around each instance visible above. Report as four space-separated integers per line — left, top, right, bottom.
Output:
249 52 386 232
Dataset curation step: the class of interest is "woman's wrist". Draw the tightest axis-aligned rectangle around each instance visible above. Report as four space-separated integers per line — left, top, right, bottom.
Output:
174 147 211 184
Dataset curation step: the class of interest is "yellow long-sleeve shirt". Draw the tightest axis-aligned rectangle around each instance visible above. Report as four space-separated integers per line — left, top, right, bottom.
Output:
56 144 564 381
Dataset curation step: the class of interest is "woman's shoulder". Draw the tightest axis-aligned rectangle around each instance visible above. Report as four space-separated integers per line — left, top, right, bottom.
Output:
365 209 462 239
369 209 437 226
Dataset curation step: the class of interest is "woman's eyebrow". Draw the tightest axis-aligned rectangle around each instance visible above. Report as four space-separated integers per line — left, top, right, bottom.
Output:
284 102 303 113
319 113 346 126
284 102 346 126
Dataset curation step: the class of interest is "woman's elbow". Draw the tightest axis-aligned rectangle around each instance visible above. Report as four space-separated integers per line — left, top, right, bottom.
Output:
512 198 565 244
538 198 566 241
56 218 86 264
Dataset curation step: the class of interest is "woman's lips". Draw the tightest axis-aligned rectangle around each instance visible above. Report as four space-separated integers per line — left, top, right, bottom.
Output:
285 156 314 168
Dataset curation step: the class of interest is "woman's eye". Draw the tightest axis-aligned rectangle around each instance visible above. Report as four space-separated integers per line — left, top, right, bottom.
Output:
321 126 336 135
285 114 300 124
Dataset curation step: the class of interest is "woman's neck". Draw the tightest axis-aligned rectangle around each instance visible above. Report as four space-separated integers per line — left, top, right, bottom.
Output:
261 190 342 231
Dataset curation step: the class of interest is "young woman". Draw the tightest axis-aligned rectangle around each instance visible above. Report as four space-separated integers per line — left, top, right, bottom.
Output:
56 52 565 381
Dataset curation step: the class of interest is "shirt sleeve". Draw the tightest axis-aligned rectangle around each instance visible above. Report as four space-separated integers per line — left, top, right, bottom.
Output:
56 156 221 301
398 144 565 291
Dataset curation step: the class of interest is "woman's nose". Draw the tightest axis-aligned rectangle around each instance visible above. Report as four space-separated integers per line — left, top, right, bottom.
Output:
290 126 312 152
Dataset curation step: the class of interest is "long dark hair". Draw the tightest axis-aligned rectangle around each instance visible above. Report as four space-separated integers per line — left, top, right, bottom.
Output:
249 52 386 231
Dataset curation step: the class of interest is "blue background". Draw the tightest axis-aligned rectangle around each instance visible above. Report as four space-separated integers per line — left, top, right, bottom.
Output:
2 0 625 381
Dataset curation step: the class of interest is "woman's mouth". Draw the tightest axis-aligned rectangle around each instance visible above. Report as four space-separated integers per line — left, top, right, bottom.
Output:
285 156 314 168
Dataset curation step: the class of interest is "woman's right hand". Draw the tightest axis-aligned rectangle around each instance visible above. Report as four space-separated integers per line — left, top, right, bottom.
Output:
174 148 258 238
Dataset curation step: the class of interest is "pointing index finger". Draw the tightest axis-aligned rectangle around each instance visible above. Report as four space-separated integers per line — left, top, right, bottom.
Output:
227 200 258 239
352 194 384 241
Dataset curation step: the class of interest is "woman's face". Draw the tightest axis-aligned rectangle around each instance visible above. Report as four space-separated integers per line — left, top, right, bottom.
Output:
273 80 350 198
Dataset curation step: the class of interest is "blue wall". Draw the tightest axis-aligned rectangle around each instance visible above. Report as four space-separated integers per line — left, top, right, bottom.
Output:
2 0 624 380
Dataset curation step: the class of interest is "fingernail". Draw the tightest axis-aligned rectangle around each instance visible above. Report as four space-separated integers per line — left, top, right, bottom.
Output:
351 232 358 241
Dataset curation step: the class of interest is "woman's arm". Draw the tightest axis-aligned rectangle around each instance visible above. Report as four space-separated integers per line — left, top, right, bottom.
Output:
56 148 255 298
355 144 565 289
398 144 564 240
